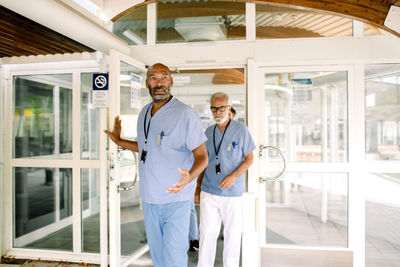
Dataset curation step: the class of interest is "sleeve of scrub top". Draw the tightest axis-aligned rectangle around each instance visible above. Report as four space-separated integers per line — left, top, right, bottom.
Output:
242 126 256 156
185 109 207 151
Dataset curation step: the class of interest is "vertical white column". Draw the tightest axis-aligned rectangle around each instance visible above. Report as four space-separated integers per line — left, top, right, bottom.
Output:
109 49 121 267
349 64 366 267
72 71 82 253
3 66 12 253
242 192 258 267
244 58 260 267
98 53 109 267
246 3 256 41
353 20 364 38
147 3 157 45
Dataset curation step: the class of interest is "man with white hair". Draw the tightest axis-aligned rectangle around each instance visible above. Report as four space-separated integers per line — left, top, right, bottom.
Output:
195 92 255 267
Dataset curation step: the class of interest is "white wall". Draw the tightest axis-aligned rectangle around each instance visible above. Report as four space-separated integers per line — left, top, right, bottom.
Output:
128 35 400 67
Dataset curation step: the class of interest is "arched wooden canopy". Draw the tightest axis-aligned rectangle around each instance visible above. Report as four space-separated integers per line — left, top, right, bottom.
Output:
113 0 400 37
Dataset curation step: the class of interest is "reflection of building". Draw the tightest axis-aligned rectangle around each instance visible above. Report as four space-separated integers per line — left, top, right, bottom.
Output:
0 1 400 267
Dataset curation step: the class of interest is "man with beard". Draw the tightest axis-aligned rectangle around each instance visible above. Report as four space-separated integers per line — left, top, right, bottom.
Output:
105 63 208 267
195 92 255 267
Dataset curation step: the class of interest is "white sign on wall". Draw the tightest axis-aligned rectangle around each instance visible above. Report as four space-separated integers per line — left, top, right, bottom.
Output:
291 78 313 125
130 74 142 109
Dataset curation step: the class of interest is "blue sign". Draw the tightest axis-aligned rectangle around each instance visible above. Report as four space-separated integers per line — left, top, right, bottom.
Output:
93 73 109 90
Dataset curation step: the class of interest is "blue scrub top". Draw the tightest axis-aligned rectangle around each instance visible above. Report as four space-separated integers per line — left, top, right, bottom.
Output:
137 98 207 204
202 120 256 197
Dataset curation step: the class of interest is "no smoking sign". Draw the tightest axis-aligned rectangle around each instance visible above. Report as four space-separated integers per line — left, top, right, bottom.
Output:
92 73 109 108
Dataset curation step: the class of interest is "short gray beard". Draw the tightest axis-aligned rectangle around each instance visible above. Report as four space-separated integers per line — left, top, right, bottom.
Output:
148 85 171 103
215 114 229 125
152 94 170 103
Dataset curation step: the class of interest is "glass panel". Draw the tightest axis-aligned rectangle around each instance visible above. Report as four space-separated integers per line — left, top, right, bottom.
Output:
264 71 348 162
118 61 148 257
366 173 400 266
172 68 246 131
81 168 100 253
13 167 72 251
256 4 353 39
13 74 73 159
81 73 100 160
265 172 348 247
112 5 147 45
365 64 400 161
156 1 246 43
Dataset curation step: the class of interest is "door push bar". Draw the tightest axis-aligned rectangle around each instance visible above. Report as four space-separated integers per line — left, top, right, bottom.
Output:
258 145 287 183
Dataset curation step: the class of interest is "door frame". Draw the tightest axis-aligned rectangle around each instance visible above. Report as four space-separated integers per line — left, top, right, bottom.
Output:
108 49 148 267
2 59 107 263
251 63 362 265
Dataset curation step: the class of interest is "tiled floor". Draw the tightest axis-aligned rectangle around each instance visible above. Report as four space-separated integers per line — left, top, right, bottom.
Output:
9 185 400 267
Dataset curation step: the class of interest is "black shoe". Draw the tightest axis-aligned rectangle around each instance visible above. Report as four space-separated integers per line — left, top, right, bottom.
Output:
189 240 199 251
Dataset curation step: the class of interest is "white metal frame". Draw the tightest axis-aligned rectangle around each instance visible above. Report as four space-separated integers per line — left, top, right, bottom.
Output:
254 64 358 264
2 60 111 264
108 48 148 267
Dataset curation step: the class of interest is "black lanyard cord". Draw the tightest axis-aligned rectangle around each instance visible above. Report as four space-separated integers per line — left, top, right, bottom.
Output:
143 104 152 146
213 119 231 160
143 96 173 147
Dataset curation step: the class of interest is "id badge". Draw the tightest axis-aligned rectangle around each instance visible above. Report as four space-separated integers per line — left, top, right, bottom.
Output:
140 149 147 163
216 162 221 174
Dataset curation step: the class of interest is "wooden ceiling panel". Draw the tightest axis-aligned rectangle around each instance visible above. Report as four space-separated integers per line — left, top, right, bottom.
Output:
0 5 95 58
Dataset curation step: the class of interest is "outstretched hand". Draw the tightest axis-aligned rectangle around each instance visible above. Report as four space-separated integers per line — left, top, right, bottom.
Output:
166 168 192 193
104 116 122 145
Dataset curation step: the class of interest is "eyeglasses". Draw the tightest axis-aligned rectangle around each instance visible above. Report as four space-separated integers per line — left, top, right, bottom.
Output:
210 105 229 112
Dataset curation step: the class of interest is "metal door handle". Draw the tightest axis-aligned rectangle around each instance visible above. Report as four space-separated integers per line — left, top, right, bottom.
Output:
259 145 286 183
116 147 138 192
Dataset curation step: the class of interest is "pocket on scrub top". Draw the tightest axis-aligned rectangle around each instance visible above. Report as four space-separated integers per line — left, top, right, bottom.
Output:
160 136 171 156
228 143 242 162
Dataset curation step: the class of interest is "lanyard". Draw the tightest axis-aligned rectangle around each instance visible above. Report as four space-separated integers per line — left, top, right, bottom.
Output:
143 104 152 149
213 119 231 162
143 96 173 150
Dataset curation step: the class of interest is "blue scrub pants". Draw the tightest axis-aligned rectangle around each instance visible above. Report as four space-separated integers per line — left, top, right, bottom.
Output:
189 201 199 240
142 200 191 267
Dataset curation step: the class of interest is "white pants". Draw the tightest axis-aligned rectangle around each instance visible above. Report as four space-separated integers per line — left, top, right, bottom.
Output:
198 191 242 267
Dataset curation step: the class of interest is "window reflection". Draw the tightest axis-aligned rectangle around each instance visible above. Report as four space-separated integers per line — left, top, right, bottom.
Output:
365 64 400 161
256 4 353 38
264 71 348 162
81 168 100 253
111 5 147 45
13 167 72 251
13 74 73 159
156 1 245 43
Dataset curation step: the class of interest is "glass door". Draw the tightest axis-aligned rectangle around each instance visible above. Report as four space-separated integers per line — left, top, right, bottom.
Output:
7 68 106 264
255 66 352 265
108 49 149 267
